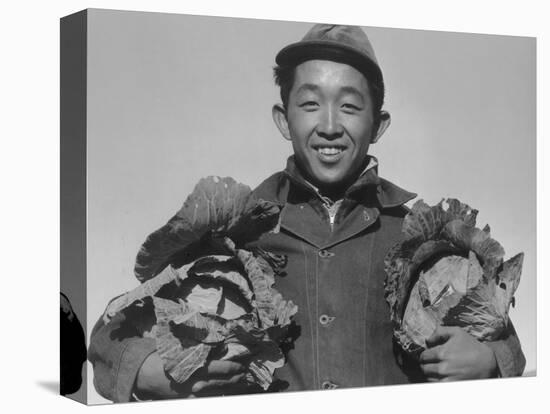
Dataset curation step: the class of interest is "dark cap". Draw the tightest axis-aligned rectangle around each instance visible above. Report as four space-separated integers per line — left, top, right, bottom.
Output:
276 24 383 88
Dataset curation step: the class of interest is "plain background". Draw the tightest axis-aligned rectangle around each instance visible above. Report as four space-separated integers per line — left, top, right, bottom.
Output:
0 0 547 413
85 9 535 404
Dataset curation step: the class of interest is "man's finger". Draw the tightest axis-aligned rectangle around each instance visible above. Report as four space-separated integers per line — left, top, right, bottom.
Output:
202 360 246 376
419 345 444 363
425 326 458 347
191 373 246 394
198 378 252 396
420 362 446 379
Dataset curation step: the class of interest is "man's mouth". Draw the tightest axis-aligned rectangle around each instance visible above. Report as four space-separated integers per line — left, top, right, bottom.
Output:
313 145 346 154
312 145 347 162
317 147 342 155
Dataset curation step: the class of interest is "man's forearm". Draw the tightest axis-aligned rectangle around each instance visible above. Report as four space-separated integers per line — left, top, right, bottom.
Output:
88 310 158 402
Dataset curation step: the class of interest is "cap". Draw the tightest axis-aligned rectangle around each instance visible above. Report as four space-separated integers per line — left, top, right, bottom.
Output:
275 24 383 88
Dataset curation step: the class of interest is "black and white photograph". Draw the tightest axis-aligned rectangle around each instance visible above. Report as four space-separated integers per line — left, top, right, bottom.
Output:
3 1 547 413
59 8 536 405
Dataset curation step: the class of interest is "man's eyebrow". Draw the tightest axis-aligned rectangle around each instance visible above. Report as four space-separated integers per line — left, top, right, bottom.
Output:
339 86 365 103
294 83 320 94
294 83 366 103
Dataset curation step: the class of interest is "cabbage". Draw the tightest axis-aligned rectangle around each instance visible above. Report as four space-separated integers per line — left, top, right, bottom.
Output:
384 199 523 356
103 177 296 390
134 176 282 283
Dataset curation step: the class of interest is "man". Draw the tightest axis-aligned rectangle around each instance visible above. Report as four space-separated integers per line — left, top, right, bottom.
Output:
88 24 525 402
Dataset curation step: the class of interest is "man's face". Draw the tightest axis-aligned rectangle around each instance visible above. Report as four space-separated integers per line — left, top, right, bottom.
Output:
281 60 381 190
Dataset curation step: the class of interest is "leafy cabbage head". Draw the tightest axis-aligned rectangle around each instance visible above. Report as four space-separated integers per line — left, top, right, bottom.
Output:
104 177 296 391
384 199 523 356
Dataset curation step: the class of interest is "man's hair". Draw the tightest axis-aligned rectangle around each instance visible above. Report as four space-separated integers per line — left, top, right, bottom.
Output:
273 62 385 123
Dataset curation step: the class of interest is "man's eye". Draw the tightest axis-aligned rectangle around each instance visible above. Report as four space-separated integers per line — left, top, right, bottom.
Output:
341 103 361 112
299 101 319 110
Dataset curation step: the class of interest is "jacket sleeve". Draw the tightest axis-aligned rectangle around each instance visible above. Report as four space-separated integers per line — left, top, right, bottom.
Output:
486 321 526 377
88 305 157 403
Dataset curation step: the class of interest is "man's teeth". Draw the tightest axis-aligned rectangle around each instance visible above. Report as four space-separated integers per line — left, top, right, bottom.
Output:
317 147 343 155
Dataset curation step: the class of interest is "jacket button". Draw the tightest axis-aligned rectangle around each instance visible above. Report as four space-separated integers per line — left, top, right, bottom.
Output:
363 209 370 221
318 249 334 258
319 314 335 326
321 380 338 390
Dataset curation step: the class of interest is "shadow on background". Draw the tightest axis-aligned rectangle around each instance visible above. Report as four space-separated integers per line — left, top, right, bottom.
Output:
37 380 59 395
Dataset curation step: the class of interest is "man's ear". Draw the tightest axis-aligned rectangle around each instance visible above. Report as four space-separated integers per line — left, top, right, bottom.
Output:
371 111 391 144
272 104 292 141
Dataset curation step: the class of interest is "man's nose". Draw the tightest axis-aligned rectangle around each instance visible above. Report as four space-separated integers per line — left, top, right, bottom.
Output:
316 106 344 139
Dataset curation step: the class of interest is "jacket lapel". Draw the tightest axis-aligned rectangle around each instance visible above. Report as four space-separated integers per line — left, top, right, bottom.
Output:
324 205 380 249
279 202 330 249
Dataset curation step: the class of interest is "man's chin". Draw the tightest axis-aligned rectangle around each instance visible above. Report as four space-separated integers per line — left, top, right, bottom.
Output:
310 172 348 190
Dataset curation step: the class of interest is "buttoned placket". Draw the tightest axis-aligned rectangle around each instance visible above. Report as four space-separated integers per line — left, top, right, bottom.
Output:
271 158 417 390
316 242 339 390
313 203 381 390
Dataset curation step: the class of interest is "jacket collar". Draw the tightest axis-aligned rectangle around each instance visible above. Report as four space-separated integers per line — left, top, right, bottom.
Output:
281 155 416 209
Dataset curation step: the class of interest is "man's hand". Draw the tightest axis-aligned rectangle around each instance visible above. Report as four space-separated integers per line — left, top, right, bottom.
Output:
419 326 499 382
135 352 249 399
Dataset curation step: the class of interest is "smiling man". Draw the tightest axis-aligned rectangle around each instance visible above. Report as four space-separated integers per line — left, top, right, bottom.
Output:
88 24 525 401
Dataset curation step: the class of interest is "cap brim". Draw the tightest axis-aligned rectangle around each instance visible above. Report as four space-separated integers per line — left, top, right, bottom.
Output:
275 40 383 85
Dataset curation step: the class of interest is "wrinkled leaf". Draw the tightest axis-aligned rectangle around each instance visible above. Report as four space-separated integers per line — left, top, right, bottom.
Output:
188 255 254 303
245 341 285 390
494 253 523 316
225 238 298 328
170 308 226 344
467 250 484 290
442 278 506 341
184 283 223 314
419 255 469 304
153 297 212 382
103 265 187 323
441 220 505 276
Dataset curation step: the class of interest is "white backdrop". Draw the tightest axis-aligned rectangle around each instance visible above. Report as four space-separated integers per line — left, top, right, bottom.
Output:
0 0 547 413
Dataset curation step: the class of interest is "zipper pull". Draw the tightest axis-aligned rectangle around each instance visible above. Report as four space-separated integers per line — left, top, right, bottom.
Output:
326 201 341 232
328 209 336 227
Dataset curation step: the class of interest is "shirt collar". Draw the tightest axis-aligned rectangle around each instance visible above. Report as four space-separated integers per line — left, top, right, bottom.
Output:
282 155 416 209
